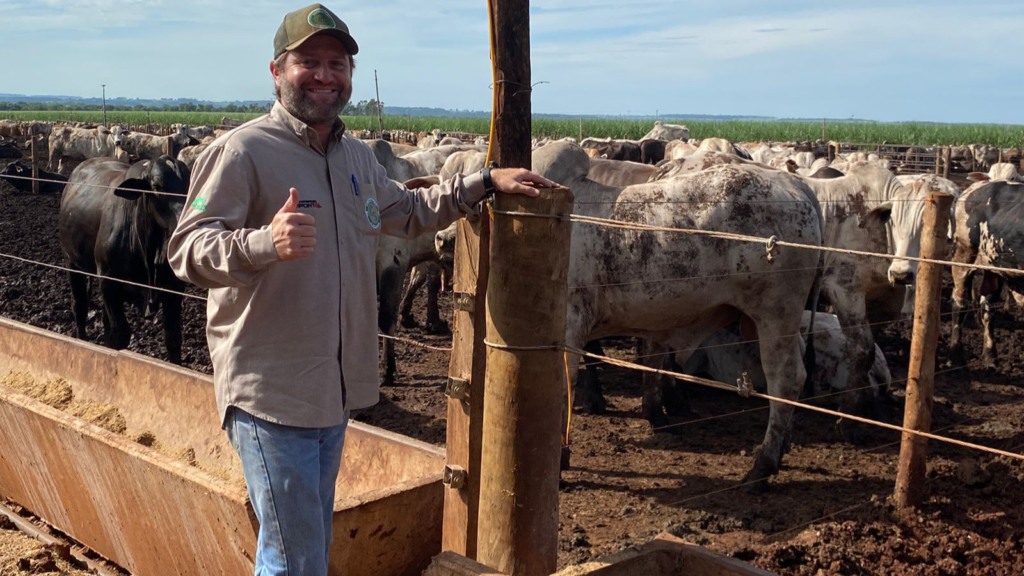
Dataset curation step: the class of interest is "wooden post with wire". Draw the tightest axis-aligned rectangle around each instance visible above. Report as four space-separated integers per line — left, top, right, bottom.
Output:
477 185 573 576
485 0 533 172
441 213 490 557
440 0 537 562
894 191 955 511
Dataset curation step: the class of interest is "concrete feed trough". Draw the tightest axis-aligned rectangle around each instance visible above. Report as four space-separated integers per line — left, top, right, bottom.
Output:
0 317 444 576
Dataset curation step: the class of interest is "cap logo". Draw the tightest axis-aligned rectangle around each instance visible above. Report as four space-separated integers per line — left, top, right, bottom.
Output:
307 8 337 29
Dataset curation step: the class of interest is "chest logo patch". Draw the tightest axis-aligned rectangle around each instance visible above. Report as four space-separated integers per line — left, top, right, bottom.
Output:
364 197 381 229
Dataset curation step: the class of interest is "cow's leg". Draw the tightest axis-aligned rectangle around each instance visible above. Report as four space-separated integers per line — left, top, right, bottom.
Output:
821 285 878 440
980 294 997 368
68 270 90 340
422 263 449 335
99 280 131 351
574 339 608 414
949 246 977 363
161 293 183 365
399 264 428 330
378 263 406 386
636 338 691 422
741 319 805 493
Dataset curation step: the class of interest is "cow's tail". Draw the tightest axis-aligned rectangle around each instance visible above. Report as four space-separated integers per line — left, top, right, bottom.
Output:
801 183 826 400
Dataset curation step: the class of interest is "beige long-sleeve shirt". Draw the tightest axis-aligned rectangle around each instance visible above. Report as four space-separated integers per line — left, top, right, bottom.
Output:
168 102 485 428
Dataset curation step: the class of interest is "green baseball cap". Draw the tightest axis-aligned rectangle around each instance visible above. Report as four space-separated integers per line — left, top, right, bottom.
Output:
273 3 359 58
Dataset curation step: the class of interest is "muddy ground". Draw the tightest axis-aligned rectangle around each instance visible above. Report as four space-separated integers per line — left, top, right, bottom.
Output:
0 153 1023 575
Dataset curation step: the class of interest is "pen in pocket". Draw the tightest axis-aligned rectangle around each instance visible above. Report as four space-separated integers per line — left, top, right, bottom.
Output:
351 174 360 196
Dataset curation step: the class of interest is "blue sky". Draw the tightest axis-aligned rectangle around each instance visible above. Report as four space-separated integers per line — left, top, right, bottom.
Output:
2 0 1022 124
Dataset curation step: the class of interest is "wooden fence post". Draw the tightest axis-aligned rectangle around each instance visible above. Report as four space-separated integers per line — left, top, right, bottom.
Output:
894 191 955 511
476 186 573 576
441 215 490 557
30 133 40 195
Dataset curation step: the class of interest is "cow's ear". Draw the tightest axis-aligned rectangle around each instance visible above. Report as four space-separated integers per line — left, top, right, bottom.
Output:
860 201 892 228
966 172 990 182
115 177 151 200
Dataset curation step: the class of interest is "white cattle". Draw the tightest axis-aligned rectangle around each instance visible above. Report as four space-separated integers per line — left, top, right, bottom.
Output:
949 179 1024 366
884 174 962 318
679 312 891 405
370 140 482 183
969 144 999 173
664 139 699 161
0 119 19 138
639 121 690 142
794 161 909 408
587 157 660 187
416 128 445 148
47 125 122 174
533 141 823 489
117 126 194 161
650 150 768 181
170 123 214 141
176 137 215 169
369 139 479 385
438 149 487 182
966 162 1023 183
376 216 447 386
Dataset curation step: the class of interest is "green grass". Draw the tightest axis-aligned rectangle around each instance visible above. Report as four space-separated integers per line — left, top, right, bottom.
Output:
6 110 1024 147
334 116 1024 148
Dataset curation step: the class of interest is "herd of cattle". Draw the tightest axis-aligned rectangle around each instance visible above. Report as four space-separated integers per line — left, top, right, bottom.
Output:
1 118 1023 490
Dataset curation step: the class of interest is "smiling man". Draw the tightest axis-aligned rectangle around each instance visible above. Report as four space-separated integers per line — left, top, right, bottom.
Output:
167 4 555 575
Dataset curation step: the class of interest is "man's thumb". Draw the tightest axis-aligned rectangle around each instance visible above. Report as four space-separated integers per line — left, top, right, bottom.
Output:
279 187 300 213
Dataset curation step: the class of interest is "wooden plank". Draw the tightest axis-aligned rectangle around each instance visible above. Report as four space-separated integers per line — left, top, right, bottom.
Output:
442 215 490 557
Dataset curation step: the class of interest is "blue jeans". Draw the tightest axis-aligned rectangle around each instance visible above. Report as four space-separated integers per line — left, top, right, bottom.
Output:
225 407 349 576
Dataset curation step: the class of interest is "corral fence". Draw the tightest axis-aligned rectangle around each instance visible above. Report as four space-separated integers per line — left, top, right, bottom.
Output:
828 141 952 177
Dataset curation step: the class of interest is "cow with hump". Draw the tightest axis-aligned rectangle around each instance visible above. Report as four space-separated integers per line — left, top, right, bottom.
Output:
789 161 913 414
533 141 824 491
57 155 191 364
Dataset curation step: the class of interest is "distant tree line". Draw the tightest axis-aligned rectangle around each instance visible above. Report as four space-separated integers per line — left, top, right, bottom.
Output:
0 98 384 116
0 101 271 113
343 99 383 117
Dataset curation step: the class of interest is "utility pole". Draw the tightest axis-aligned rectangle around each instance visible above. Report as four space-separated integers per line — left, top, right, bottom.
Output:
374 70 383 135
101 84 107 127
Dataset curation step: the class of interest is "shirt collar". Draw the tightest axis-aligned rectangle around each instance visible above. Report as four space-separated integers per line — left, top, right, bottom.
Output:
271 101 347 148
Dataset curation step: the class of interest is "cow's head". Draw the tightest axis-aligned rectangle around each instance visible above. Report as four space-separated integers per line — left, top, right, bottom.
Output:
865 175 954 287
0 161 32 193
115 155 191 234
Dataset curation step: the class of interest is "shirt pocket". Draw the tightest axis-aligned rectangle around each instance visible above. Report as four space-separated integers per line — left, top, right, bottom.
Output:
347 174 382 238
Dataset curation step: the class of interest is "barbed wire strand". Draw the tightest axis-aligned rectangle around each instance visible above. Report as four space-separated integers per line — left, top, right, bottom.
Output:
564 344 1024 463
491 208 1020 277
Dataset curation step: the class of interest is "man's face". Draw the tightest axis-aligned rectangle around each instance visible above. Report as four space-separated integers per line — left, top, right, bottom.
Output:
272 34 353 128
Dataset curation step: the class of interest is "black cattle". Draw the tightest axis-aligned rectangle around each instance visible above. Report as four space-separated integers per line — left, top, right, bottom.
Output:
0 160 68 194
808 166 845 179
0 140 21 159
639 138 666 165
580 138 642 162
57 156 190 364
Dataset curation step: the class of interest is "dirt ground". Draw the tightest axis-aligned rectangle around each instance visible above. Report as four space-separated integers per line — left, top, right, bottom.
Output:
1 152 1023 576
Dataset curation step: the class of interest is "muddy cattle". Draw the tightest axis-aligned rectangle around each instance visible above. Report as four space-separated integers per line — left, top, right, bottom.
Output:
533 141 824 490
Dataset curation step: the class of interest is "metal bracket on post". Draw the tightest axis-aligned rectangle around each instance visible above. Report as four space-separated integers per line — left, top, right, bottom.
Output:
443 465 467 490
445 377 470 400
452 292 475 313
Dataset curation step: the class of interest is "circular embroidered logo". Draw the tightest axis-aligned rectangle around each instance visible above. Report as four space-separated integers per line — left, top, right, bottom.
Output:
307 8 336 29
364 198 381 229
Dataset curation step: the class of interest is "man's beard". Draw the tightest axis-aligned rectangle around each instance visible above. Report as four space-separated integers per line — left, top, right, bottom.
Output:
278 77 349 126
